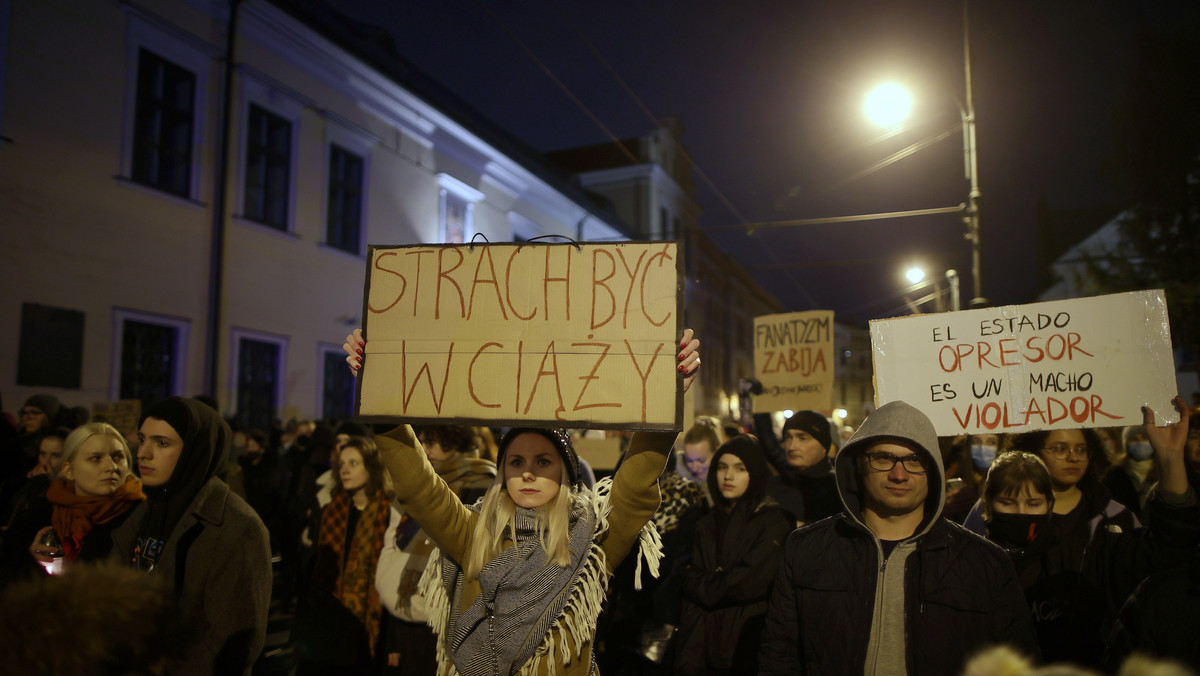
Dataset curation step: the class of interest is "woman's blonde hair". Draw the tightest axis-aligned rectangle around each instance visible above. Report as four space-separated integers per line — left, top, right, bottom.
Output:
463 463 574 581
61 423 133 480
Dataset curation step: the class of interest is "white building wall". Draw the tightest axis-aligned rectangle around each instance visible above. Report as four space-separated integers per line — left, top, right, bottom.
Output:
1 0 628 423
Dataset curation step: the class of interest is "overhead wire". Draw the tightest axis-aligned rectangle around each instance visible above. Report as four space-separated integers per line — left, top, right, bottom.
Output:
471 0 641 168
540 0 822 308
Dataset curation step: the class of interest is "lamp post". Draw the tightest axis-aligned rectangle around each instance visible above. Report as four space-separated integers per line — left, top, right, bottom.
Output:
865 0 987 309
960 0 986 308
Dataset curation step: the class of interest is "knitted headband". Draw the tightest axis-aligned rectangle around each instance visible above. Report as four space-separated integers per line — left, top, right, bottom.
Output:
497 427 581 486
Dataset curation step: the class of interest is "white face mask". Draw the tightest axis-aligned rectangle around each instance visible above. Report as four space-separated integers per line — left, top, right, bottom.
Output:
1126 440 1154 461
971 443 998 471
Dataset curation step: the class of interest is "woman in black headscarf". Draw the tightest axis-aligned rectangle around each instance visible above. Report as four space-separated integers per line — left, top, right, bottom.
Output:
674 436 795 675
112 396 272 676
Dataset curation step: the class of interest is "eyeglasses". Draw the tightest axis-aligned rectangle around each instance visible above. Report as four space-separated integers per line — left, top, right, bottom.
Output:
864 452 927 474
19 408 43 417
1043 443 1088 460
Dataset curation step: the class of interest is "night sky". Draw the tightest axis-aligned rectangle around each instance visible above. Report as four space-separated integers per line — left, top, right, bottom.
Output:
332 0 1195 326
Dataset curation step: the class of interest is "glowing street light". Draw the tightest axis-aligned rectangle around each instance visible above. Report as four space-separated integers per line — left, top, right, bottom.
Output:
862 2 987 309
905 266 926 284
864 83 912 128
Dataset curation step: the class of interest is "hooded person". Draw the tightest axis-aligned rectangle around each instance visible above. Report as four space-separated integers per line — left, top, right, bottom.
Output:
111 396 272 676
674 436 794 675
758 400 1038 675
753 410 840 525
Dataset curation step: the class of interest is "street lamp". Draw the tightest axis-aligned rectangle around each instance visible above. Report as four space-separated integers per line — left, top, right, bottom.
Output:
864 83 912 128
905 265 926 285
864 2 987 308
899 265 960 314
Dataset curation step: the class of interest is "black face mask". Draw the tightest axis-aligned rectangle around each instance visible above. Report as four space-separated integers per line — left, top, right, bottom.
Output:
988 512 1051 549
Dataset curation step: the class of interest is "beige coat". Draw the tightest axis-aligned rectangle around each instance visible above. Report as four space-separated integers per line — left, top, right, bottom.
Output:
377 426 674 676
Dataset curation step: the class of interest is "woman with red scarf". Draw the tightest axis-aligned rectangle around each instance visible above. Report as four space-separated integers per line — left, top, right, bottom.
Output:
25 423 144 570
295 435 400 674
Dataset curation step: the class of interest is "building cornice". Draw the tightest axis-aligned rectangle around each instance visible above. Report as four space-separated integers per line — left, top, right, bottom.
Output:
238 0 627 238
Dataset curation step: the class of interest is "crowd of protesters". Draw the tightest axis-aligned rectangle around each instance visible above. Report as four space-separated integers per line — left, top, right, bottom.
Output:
2 346 1200 676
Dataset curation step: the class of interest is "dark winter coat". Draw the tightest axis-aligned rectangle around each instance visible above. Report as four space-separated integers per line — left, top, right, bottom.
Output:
994 482 1199 667
112 477 272 676
239 451 284 529
1105 551 1200 672
759 401 1038 676
760 516 1038 676
675 438 794 675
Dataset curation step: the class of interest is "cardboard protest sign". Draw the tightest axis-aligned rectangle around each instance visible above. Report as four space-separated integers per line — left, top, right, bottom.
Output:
92 399 141 437
871 290 1178 436
573 436 624 471
357 242 683 430
753 310 835 413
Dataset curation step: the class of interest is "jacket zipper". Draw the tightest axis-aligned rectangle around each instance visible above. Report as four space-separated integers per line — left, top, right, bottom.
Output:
487 602 499 676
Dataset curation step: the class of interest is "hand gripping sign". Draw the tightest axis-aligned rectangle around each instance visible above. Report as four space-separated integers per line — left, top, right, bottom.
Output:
356 241 683 430
870 290 1179 436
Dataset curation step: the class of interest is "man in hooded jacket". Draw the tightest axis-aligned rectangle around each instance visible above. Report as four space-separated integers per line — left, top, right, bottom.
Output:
112 397 272 675
758 400 1038 675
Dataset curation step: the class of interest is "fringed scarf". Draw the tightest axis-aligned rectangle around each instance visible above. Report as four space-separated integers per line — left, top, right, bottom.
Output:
419 478 663 676
313 490 393 656
48 475 145 562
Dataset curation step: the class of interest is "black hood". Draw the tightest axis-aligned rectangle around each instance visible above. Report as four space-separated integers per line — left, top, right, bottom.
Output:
708 436 771 511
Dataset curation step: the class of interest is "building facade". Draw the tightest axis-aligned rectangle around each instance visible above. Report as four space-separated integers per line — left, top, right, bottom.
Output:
1 0 629 428
549 120 787 421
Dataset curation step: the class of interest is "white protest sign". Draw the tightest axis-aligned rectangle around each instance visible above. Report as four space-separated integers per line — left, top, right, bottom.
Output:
357 242 683 430
753 310 835 413
871 290 1178 436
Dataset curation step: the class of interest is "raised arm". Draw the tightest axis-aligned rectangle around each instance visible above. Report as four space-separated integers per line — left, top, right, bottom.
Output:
601 329 700 570
753 411 793 477
1144 396 1192 498
344 331 478 564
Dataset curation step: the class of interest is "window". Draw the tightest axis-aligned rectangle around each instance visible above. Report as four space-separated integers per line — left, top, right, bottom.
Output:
18 303 84 388
437 174 482 243
112 309 189 408
326 144 364 254
320 345 356 422
232 331 286 432
119 321 179 408
243 104 292 229
441 192 469 243
131 49 195 197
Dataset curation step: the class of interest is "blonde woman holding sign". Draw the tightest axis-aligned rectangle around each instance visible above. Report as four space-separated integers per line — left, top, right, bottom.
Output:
344 328 699 676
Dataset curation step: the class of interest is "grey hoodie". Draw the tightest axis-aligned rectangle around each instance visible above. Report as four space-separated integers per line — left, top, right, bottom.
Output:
834 401 944 676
